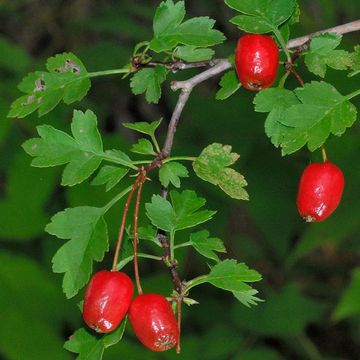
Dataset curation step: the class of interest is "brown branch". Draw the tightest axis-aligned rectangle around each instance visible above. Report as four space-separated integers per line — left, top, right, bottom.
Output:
132 58 219 72
287 19 360 49
158 232 183 294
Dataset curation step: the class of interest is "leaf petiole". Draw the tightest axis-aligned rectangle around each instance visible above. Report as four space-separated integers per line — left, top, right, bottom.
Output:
346 88 360 100
273 27 292 63
163 156 196 163
102 185 133 213
88 68 130 78
174 241 192 250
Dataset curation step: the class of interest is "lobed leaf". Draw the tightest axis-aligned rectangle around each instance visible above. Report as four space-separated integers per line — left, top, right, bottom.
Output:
130 66 167 104
254 82 358 155
187 259 262 298
225 0 296 34
189 229 226 262
46 206 108 298
193 143 248 200
130 138 156 155
145 190 215 233
91 165 129 191
123 119 162 137
22 109 104 186
159 161 189 188
233 289 264 307
8 52 90 118
149 0 225 52
64 319 127 359
305 33 352 77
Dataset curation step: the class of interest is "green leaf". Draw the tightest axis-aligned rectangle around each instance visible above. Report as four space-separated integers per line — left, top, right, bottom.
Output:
153 0 186 37
253 88 299 147
22 109 104 186
193 143 248 200
145 195 176 232
349 45 360 76
145 190 215 233
123 119 162 137
333 267 360 321
170 190 216 231
188 259 261 294
130 138 156 155
46 206 108 298
130 66 167 104
64 319 127 359
225 0 296 34
173 46 214 62
159 161 189 188
189 230 225 262
137 226 162 246
8 52 90 118
305 33 352 77
254 83 358 154
91 165 129 191
150 0 225 52
216 70 241 100
233 289 263 308
279 82 358 154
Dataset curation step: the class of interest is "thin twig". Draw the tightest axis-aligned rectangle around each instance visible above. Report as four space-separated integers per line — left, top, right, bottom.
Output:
287 19 360 49
111 175 140 272
176 299 182 354
162 60 232 157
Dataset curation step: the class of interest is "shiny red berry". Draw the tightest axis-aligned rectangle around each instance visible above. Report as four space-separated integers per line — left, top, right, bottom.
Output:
297 161 344 222
129 293 179 352
235 34 279 91
83 270 133 333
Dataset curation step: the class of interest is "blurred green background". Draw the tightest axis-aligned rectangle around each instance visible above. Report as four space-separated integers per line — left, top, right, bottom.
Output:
0 1 360 359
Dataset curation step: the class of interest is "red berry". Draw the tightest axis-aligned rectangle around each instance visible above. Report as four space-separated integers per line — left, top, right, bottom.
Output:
235 34 279 91
297 161 344 222
129 293 179 352
83 270 133 333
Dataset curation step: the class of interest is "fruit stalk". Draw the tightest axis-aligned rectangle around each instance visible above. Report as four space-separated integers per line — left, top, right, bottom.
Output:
133 172 146 295
112 175 141 271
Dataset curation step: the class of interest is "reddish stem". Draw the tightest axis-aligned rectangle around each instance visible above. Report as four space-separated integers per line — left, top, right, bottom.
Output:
288 66 305 87
133 172 146 294
111 175 141 272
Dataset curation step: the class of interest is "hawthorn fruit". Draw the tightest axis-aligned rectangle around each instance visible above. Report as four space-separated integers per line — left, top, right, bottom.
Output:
235 34 279 91
297 161 344 222
129 293 179 351
83 270 133 333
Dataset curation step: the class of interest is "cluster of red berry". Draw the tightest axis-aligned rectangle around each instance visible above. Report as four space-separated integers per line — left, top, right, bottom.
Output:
235 34 345 222
83 270 179 351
